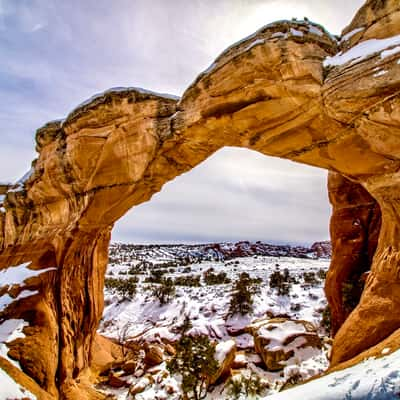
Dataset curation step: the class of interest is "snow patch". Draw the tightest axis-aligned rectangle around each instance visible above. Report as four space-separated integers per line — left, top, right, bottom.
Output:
290 28 303 37
263 348 400 399
341 27 365 42
0 319 29 369
8 168 34 193
0 368 36 399
70 87 179 115
381 46 400 59
324 34 400 67
0 262 56 288
243 38 265 52
308 25 324 36
215 340 235 364
373 70 388 77
0 290 39 312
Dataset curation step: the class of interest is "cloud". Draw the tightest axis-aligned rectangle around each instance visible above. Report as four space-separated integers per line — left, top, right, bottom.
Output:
0 0 363 243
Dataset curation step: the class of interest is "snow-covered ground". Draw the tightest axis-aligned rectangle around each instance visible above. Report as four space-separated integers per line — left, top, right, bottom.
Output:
100 255 329 343
98 243 332 399
264 347 400 400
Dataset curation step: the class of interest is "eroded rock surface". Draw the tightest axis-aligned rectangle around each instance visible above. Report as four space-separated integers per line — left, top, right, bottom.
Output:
0 0 400 397
249 318 322 371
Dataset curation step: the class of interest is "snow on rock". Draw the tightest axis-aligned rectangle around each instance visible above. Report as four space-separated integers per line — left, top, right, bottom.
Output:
0 319 28 369
0 290 38 312
243 38 265 52
66 86 179 122
308 25 324 37
215 339 236 364
324 34 400 67
263 349 400 400
341 27 365 43
250 319 322 371
8 167 34 193
374 70 388 77
0 368 36 399
0 262 56 288
381 46 400 59
290 28 303 37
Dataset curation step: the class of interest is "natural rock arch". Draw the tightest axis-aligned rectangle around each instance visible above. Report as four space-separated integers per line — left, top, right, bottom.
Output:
0 0 400 398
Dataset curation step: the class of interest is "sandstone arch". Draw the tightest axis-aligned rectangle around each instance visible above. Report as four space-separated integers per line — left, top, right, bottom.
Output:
1 0 400 397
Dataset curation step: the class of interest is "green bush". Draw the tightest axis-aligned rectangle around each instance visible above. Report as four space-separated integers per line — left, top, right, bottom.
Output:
151 277 176 305
203 268 231 285
228 272 260 316
227 372 268 399
317 268 327 280
144 269 166 283
105 277 138 299
303 271 319 286
321 305 331 334
167 335 218 400
341 278 364 313
269 268 292 296
174 274 201 287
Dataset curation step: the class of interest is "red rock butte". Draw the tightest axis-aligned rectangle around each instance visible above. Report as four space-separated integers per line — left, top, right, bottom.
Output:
1 0 400 398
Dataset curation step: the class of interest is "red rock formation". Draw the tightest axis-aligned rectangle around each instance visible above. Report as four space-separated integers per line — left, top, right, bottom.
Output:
0 0 399 397
326 172 381 336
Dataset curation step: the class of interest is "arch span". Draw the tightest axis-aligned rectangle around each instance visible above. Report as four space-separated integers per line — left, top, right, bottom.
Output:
0 1 400 397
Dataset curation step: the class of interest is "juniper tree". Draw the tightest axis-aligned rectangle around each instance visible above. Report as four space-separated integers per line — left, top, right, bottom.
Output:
167 335 218 400
228 272 260 316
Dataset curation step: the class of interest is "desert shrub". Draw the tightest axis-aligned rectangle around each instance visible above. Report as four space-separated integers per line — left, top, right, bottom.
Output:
203 268 231 285
151 277 176 305
290 303 302 312
269 268 292 296
282 371 303 389
228 272 260 316
227 372 268 399
105 277 138 299
174 274 201 287
167 335 218 400
144 269 166 283
342 278 364 312
321 305 331 334
317 268 327 280
303 271 319 286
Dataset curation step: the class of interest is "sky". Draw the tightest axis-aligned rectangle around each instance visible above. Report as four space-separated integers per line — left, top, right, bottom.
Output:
0 0 365 245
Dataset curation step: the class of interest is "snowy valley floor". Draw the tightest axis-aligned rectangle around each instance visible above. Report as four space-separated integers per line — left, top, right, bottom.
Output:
98 243 333 399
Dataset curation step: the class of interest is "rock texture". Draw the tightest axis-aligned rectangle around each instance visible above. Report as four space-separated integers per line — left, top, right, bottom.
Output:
326 172 381 336
0 0 400 397
249 318 322 371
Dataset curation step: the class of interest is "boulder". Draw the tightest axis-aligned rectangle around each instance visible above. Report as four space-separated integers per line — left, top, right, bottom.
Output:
249 318 322 371
108 371 129 388
144 343 164 367
209 339 236 384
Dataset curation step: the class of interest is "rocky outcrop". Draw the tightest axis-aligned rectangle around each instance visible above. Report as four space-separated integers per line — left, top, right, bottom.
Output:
0 0 400 397
310 241 332 259
210 339 236 384
326 173 381 336
249 318 322 371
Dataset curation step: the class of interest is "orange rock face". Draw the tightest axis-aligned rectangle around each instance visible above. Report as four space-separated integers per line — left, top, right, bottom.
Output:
326 172 381 336
0 0 400 397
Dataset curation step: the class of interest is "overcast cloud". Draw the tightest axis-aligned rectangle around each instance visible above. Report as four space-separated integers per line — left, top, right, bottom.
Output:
0 0 365 245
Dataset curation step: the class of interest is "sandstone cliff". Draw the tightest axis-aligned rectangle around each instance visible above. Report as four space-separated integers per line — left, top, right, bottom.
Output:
0 0 400 398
